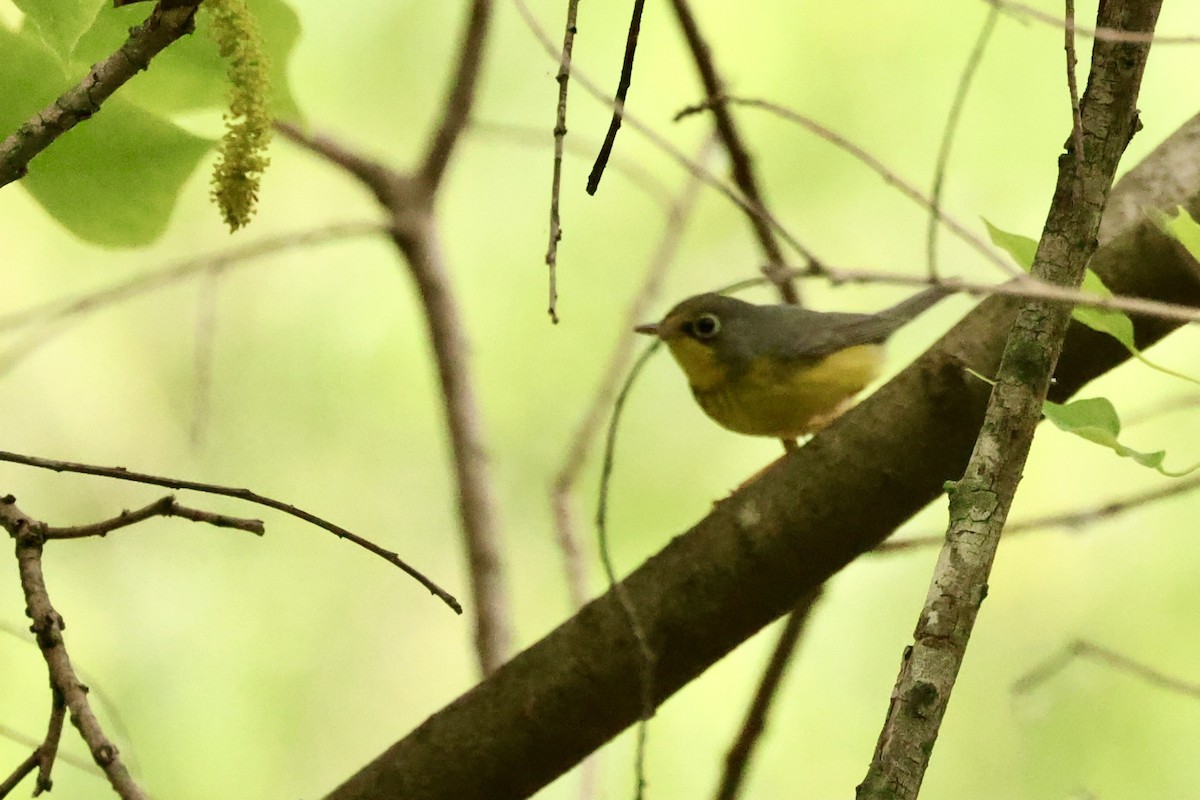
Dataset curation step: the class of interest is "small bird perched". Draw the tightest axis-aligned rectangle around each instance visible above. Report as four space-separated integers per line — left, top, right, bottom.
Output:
634 287 951 439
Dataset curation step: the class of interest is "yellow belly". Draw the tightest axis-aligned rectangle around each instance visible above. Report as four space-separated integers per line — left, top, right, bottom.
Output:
688 345 884 438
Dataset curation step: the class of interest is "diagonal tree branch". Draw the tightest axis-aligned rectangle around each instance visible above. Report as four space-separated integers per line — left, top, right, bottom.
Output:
274 0 512 676
858 3 1161 798
4 498 148 800
0 1 203 188
420 0 493 188
666 0 799 303
321 98 1200 800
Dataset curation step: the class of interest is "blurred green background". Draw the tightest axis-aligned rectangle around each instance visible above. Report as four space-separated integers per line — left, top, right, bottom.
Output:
2 0 1200 797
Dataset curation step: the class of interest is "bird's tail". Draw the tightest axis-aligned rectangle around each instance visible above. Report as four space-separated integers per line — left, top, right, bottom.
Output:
878 285 954 327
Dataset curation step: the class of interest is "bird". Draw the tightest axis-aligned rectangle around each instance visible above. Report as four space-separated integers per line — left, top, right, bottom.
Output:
634 286 951 440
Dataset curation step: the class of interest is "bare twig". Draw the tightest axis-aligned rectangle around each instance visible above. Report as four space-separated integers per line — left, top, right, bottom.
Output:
667 0 799 303
677 96 1023 278
34 688 66 795
0 2 203 187
4 498 148 800
986 0 1200 44
0 719 102 792
1013 639 1200 700
508 0 817 265
878 472 1200 553
595 342 662 800
473 118 674 206
545 0 583 323
928 6 1000 279
713 593 818 800
0 222 384 337
798 266 1200 326
859 4 1160 796
552 138 714 610
1125 392 1200 426
43 495 264 539
420 0 492 188
586 0 647 196
0 450 460 612
0 690 66 798
0 751 40 798
273 0 512 675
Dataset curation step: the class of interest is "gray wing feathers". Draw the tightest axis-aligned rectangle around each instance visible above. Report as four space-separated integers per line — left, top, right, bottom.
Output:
763 286 951 360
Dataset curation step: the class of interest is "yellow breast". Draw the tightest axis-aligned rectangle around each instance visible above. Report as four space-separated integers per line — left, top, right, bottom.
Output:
667 341 885 438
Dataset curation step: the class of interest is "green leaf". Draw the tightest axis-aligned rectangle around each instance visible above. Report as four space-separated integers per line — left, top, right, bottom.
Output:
70 0 303 119
1043 398 1198 476
21 100 213 247
0 25 215 247
984 219 1200 386
1158 206 1200 262
983 219 1037 270
13 0 106 62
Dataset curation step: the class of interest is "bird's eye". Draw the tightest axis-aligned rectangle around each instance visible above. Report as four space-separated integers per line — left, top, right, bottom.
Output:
691 313 721 339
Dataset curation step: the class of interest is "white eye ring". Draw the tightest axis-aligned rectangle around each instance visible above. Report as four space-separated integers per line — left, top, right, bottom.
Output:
691 313 721 339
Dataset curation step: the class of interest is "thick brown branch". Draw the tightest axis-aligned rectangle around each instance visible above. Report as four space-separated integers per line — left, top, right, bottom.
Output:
0 2 203 188
322 104 1200 797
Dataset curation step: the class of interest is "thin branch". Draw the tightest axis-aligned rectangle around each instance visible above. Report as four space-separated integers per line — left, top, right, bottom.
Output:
0 751 39 798
667 0 799 303
421 0 493 188
1125 392 1200 426
34 689 66 795
507 0 818 265
595 342 662 800
1013 639 1200 700
0 222 385 336
986 0 1200 44
928 6 1000 279
859 4 1160 797
0 450 460 613
4 499 148 800
0 721 100 784
552 138 714 610
799 265 1200 326
473 118 674 206
274 0 512 675
586 0 647 196
0 2 203 188
544 0 582 323
42 495 264 539
713 594 818 800
677 96 1023 279
878 472 1200 553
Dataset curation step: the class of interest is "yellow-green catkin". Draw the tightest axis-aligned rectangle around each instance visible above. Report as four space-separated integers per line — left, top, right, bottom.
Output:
205 0 272 231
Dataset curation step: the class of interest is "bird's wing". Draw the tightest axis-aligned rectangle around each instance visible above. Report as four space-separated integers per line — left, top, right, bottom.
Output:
763 286 952 360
